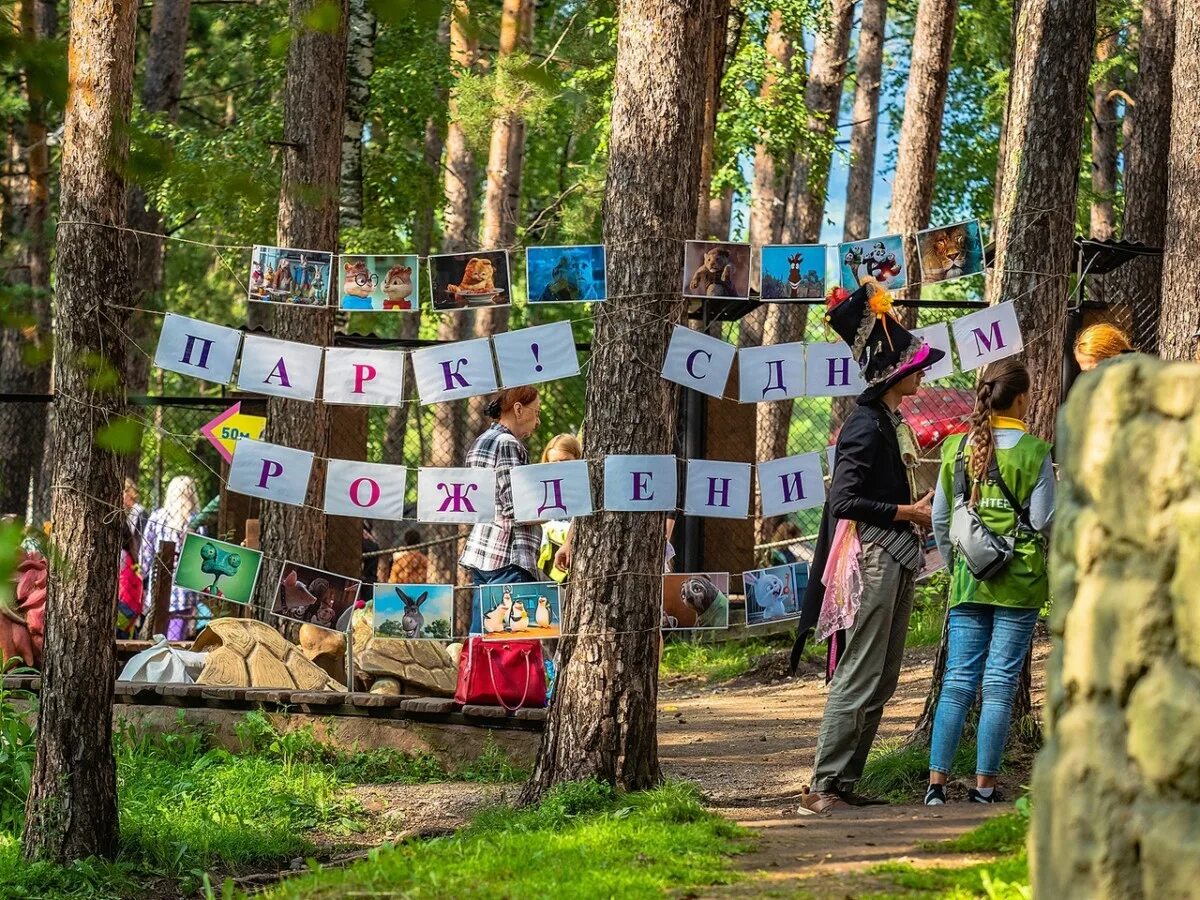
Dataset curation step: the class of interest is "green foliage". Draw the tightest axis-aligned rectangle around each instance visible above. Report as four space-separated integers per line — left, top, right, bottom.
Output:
857 737 997 803
909 572 950 648
0 681 36 835
869 853 1030 899
925 810 1028 855
659 633 805 683
255 780 746 899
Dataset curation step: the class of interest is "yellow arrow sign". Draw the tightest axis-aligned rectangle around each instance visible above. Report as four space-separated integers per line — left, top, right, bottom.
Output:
201 402 267 463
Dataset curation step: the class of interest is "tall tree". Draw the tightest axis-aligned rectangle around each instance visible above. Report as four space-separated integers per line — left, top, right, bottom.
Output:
694 0 732 239
429 0 478 604
887 0 958 325
753 0 854 547
521 0 716 801
746 9 792 288
1089 30 1119 241
475 0 533 339
1157 0 1200 359
986 0 1095 438
125 0 192 396
21 0 137 863
339 0 376 233
1121 0 1174 353
0 0 57 518
843 0 887 243
257 0 348 592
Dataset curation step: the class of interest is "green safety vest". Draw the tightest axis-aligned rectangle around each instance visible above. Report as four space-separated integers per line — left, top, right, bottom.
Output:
938 431 1052 610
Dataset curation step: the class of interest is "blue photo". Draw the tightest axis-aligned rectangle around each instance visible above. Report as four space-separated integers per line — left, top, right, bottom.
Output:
759 244 827 300
743 562 809 626
526 244 607 303
838 233 907 290
477 581 562 640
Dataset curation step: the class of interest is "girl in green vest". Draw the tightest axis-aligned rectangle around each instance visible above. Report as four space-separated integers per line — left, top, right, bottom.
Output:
924 359 1055 805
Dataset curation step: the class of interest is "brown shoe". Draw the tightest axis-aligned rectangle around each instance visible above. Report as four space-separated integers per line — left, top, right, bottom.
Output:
799 786 849 815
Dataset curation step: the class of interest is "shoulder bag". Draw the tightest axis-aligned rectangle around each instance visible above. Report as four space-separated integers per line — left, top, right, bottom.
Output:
948 441 1034 581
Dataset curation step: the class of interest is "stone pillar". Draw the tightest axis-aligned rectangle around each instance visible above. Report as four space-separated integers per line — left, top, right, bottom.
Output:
1032 356 1200 899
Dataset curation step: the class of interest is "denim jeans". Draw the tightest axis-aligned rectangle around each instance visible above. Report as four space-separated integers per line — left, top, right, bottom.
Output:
929 602 1039 777
462 564 539 634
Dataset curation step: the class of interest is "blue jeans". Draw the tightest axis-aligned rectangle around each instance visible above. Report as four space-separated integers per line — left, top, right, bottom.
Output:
463 564 538 634
929 603 1039 777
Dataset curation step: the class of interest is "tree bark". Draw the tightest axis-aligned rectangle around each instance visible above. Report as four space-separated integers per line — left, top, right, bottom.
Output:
887 0 958 326
338 0 375 233
0 0 56 518
1158 0 1200 360
695 0 732 239
985 0 1095 440
21 0 137 863
843 0 887 243
1089 31 1118 241
124 0 192 397
747 9 792 288
257 0 348 601
1122 0 1174 354
754 0 854 547
430 0 479 615
521 0 715 802
474 0 532 340
410 13 452 263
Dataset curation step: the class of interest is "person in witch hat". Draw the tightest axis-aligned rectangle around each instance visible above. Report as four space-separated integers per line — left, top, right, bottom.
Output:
795 279 944 815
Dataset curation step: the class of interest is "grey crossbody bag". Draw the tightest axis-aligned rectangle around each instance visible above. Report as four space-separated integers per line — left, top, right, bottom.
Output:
948 442 1033 581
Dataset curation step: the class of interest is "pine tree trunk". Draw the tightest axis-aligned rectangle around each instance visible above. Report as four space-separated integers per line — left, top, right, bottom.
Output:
843 0 887 244
1089 31 1118 241
708 183 733 241
1121 0 1174 354
694 0 731 239
521 0 715 802
985 0 1095 441
754 0 853 547
339 0 375 233
257 0 348 600
475 0 531 340
21 0 137 863
887 0 958 326
0 0 55 519
430 1 478 615
124 0 192 398
411 13 451 262
747 9 791 288
1158 0 1200 360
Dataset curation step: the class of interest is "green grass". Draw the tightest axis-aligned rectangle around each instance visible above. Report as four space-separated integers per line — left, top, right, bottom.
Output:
0 708 527 899
922 810 1028 855
856 738 992 804
908 572 950 649
659 632 821 683
251 780 747 900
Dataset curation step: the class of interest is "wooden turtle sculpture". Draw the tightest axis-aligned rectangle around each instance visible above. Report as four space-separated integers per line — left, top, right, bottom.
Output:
192 617 344 691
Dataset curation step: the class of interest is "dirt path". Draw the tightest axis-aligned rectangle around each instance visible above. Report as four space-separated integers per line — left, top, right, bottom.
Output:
658 639 1048 894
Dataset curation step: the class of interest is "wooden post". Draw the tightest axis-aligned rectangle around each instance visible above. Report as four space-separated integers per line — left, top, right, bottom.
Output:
151 540 175 641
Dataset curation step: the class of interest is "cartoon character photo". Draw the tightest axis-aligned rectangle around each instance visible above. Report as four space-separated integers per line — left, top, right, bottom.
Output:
172 532 263 606
273 562 361 630
838 235 907 290
249 245 333 307
372 583 453 640
759 244 826 300
661 573 731 630
337 254 420 312
476 581 560 640
682 241 752 300
526 245 608 303
743 563 808 627
430 250 511 311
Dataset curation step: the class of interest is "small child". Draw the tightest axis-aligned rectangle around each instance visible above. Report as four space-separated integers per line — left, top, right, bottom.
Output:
116 524 144 639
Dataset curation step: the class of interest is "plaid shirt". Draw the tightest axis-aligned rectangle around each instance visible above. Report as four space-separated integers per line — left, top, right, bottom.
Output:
459 424 541 574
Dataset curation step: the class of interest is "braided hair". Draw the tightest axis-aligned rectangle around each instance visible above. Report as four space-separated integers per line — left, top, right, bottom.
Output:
966 359 1030 505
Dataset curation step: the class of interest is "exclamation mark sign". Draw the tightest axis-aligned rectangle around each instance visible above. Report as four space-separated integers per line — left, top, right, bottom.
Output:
531 342 543 372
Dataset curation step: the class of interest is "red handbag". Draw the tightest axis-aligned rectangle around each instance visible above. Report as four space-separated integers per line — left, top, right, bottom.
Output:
455 636 547 711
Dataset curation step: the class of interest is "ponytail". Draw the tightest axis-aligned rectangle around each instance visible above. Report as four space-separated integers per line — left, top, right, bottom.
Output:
966 359 1031 506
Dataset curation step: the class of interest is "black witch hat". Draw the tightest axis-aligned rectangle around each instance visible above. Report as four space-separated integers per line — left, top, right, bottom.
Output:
824 282 945 404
